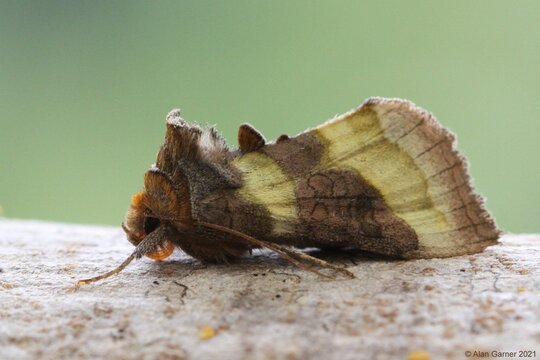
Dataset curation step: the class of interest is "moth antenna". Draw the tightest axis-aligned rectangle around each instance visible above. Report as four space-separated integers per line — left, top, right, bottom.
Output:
195 221 354 279
78 225 172 285
76 252 136 285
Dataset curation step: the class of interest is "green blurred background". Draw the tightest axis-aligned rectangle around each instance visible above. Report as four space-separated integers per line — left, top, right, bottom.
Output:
1 1 539 232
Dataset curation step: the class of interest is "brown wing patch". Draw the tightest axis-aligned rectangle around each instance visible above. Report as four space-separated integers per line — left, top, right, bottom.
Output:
262 133 324 177
295 169 418 256
238 124 266 153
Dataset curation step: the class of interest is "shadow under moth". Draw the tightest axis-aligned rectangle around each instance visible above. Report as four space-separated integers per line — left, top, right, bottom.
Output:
78 97 500 284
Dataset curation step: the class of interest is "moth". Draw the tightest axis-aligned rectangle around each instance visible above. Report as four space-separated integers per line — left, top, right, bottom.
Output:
78 97 500 284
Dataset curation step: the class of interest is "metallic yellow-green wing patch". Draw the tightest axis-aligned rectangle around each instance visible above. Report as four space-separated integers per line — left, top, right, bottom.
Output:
231 151 298 235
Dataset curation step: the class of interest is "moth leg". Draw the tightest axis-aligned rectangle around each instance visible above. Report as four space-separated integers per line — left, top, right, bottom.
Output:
132 225 171 259
196 221 354 279
238 124 266 153
246 239 335 279
267 242 355 279
77 225 173 285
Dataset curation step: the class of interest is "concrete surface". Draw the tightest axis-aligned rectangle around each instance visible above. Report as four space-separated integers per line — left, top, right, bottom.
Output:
0 219 539 360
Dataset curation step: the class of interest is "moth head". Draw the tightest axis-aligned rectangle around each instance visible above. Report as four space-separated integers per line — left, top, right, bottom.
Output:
122 167 192 260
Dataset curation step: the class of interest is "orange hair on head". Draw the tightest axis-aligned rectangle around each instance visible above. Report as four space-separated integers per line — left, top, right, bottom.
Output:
130 191 146 209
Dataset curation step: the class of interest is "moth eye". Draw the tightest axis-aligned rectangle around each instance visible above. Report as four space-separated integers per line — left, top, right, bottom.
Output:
143 216 160 234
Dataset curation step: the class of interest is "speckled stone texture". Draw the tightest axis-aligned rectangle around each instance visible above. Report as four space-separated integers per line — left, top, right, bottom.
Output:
0 219 538 360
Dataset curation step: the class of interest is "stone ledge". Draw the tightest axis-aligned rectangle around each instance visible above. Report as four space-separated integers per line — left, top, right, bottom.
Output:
0 219 538 359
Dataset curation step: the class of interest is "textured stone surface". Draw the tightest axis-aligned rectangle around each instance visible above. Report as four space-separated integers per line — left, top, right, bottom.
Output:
0 219 539 360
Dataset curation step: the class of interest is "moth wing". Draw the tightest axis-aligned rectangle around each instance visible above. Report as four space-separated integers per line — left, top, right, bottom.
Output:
309 97 500 258
230 151 299 235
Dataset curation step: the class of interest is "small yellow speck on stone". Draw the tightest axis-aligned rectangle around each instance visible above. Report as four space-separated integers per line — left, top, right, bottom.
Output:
198 325 216 340
407 350 431 360
517 285 526 293
1 282 14 289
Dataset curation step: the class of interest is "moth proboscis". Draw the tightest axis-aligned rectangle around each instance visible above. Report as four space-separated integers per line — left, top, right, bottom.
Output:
77 97 500 285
